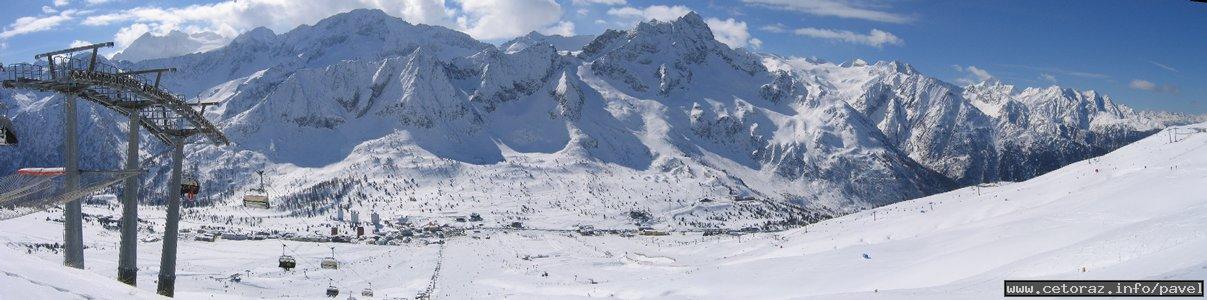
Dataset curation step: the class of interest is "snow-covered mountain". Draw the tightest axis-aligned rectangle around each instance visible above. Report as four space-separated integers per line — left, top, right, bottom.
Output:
2 9 1199 227
765 57 1201 185
500 31 596 53
132 9 493 98
0 88 131 176
967 81 1185 181
111 30 228 63
768 58 1000 186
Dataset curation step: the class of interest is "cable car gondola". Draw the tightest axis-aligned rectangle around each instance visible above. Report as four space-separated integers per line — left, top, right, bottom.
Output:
326 280 339 297
278 255 296 270
278 244 296 270
243 170 270 209
357 283 371 297
321 246 339 269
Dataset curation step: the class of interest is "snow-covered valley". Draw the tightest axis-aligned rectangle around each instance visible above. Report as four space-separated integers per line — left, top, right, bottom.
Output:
3 122 1205 299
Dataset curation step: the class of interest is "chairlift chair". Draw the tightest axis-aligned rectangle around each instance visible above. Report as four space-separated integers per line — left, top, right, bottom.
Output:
182 176 200 199
242 170 270 208
278 255 296 270
243 193 269 208
326 282 339 297
278 244 296 270
320 258 339 269
0 115 17 146
321 246 339 269
361 283 374 297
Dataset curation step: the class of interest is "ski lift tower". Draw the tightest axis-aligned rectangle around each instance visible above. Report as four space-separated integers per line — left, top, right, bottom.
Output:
1 42 228 296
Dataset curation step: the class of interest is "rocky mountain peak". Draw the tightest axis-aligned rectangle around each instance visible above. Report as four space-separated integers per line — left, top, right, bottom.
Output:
231 27 277 45
872 60 917 75
581 11 767 97
629 11 714 46
502 31 596 52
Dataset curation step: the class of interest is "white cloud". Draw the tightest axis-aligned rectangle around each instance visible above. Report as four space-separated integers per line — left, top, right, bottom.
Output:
952 65 995 85
539 21 576 37
792 27 902 47
112 23 151 52
705 18 758 49
1147 60 1178 73
68 39 92 48
82 0 460 37
1039 73 1057 83
999 64 1110 79
759 23 787 33
53 0 70 7
458 0 567 40
81 0 574 53
743 0 912 24
398 0 460 28
1129 78 1158 89
1129 79 1155 90
42 6 58 14
1 9 77 39
966 66 993 81
606 5 692 23
1130 79 1179 94
573 0 626 5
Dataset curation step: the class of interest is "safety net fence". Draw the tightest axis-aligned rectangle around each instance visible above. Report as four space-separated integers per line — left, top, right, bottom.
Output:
0 168 138 220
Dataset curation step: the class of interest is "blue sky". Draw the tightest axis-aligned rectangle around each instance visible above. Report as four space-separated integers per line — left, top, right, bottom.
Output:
1 0 1203 113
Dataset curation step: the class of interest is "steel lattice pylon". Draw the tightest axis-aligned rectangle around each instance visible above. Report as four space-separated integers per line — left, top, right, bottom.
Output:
0 42 228 296
1 43 227 145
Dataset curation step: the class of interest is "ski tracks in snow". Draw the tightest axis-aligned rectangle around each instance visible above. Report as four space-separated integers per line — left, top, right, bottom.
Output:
1 270 97 300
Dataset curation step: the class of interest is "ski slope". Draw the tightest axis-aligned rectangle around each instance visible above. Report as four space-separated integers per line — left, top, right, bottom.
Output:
1 124 1205 299
0 248 160 299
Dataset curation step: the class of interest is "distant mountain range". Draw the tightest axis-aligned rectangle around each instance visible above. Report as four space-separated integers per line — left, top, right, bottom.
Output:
500 32 596 53
111 30 229 63
2 9 1199 227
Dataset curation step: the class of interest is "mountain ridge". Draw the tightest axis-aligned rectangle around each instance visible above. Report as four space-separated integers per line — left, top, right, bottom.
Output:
501 31 597 53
